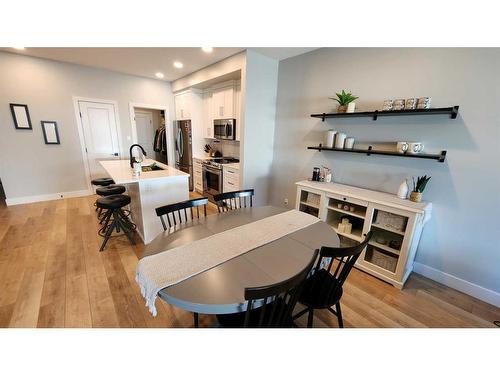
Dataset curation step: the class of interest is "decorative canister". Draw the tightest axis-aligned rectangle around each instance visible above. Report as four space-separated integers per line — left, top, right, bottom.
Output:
324 130 336 148
410 191 422 202
335 133 347 149
344 137 355 149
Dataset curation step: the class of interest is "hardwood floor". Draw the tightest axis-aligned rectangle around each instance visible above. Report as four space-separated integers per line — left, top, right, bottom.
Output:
0 194 498 328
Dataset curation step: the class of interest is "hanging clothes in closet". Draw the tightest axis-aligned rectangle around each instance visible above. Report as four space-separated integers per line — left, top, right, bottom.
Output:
153 126 168 164
153 126 167 152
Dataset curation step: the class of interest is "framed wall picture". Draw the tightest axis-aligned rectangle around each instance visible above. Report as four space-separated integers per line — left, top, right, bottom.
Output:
10 103 33 130
41 121 61 145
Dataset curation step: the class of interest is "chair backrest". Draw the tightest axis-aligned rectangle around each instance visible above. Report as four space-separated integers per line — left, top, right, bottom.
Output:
213 189 254 213
155 197 209 231
243 248 319 328
311 231 373 303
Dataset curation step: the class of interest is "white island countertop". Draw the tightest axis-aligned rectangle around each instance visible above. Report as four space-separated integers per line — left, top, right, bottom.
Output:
99 159 188 184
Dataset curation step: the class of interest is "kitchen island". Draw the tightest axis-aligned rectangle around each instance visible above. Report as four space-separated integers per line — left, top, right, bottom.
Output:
99 159 189 244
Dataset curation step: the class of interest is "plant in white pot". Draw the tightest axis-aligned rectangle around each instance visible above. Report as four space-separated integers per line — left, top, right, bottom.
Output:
329 90 359 113
410 175 431 202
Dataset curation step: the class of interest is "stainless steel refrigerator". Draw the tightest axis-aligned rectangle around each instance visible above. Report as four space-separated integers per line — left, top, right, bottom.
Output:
174 120 193 191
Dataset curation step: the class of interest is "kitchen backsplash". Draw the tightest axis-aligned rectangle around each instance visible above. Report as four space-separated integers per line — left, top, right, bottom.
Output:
209 139 240 158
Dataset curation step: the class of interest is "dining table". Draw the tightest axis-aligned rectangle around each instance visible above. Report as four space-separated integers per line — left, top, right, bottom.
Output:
141 205 340 316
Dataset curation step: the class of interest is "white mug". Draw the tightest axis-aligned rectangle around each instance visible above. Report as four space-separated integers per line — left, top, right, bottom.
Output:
407 142 424 154
393 99 405 111
396 142 409 154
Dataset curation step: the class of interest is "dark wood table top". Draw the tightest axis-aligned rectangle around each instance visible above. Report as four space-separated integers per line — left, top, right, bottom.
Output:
143 206 339 314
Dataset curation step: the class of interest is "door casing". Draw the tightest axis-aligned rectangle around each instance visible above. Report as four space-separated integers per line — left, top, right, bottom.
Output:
73 96 123 193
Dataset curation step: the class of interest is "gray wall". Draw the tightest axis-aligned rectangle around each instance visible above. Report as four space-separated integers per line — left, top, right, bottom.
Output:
241 50 279 205
0 51 174 200
269 48 500 293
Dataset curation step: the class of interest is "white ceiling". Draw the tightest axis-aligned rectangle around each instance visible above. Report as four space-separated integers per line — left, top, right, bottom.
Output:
250 47 318 61
1 47 318 81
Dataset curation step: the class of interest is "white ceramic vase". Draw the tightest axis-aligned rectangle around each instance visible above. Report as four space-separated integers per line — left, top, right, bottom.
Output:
397 180 409 199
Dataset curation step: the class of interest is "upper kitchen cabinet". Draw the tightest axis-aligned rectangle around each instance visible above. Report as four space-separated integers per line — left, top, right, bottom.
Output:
235 82 241 141
174 89 204 156
203 91 214 138
174 90 192 120
212 84 235 119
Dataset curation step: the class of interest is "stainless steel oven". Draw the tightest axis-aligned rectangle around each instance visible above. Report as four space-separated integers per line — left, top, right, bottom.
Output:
213 119 236 140
203 162 222 201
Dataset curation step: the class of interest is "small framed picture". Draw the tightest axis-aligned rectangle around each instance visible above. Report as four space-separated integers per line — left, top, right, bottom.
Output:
10 103 32 130
41 121 61 145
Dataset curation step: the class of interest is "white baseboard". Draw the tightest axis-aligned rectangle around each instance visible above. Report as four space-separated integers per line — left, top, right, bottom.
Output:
413 262 500 307
5 189 91 206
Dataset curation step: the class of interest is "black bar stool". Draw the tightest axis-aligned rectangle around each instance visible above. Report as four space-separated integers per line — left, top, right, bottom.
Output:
91 178 115 213
97 194 136 251
91 177 115 187
95 184 127 221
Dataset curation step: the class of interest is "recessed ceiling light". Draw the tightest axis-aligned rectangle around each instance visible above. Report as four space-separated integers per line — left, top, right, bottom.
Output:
155 72 164 79
12 47 25 50
173 61 184 69
201 47 213 53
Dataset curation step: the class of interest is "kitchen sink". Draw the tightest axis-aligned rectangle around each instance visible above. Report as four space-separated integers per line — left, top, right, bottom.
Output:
141 164 164 172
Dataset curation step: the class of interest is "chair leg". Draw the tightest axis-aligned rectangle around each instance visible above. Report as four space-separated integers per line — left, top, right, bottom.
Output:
336 302 344 328
193 312 199 328
292 307 309 320
99 220 116 252
307 308 314 328
99 209 112 225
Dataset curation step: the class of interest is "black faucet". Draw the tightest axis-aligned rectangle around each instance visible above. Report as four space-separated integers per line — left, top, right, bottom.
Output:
129 144 147 168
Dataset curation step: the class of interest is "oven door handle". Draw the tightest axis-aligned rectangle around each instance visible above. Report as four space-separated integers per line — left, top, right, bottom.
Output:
203 164 221 173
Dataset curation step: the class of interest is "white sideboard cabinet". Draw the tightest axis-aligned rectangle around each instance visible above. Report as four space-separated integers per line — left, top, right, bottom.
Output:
295 180 432 288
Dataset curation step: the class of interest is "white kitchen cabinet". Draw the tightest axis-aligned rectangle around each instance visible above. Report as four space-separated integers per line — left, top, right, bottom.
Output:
295 180 432 289
193 158 203 193
212 85 234 119
202 91 213 138
174 89 203 156
223 165 239 192
234 83 241 141
174 91 191 120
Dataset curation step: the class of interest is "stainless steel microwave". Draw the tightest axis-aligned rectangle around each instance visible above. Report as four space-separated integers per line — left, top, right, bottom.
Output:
213 119 236 140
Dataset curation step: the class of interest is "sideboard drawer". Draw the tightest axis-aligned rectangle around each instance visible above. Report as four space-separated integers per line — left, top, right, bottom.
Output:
326 193 368 208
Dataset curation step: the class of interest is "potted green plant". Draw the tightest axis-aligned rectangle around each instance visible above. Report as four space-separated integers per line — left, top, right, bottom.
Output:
410 175 431 202
329 90 359 113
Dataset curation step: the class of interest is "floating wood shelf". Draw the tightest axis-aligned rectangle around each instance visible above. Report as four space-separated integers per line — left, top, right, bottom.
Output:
311 106 459 122
308 145 447 162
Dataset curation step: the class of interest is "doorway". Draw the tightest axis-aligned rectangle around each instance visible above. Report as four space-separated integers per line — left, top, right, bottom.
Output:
129 103 172 166
0 178 6 206
74 98 123 191
133 108 167 164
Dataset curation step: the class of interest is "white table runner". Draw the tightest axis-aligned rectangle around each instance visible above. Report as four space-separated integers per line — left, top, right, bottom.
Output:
136 209 320 316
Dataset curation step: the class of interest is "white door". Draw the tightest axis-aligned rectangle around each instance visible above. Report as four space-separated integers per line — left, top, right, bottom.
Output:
134 111 155 158
79 101 121 181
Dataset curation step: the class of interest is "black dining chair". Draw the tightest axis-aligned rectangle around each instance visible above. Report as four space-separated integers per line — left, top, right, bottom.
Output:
293 231 373 328
155 197 209 232
213 189 254 213
155 197 209 327
216 249 319 328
